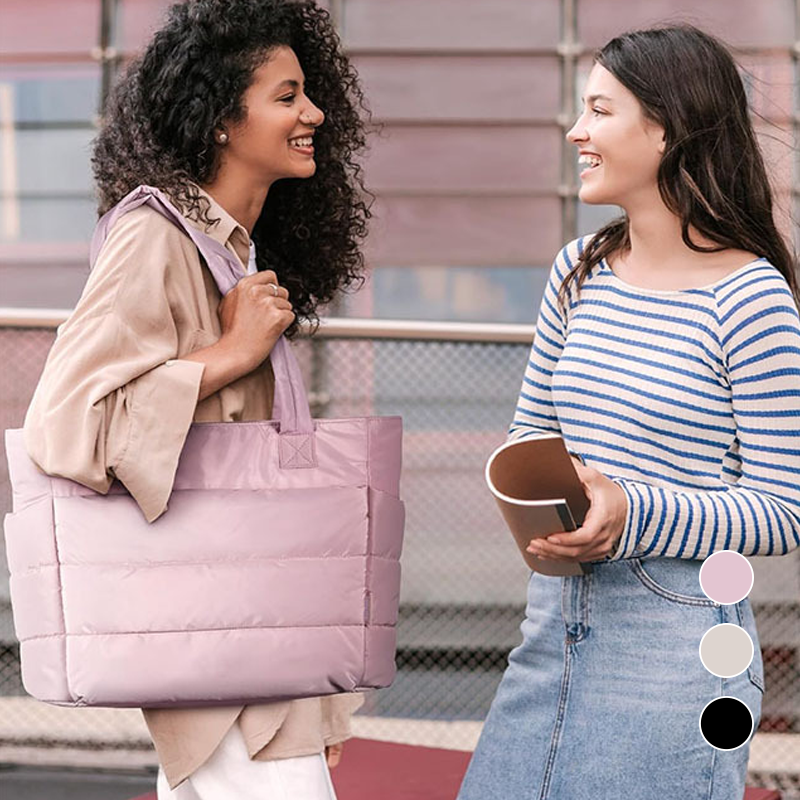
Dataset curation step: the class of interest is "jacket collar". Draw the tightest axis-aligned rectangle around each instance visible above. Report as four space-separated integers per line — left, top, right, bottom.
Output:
184 186 252 269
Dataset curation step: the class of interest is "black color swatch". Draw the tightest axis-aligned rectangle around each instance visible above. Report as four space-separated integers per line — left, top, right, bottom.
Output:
700 697 754 751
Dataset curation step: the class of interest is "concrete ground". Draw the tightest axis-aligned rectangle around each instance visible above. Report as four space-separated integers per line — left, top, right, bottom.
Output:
0 764 154 800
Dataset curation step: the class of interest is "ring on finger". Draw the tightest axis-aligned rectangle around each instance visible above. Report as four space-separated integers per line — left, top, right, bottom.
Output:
266 283 280 297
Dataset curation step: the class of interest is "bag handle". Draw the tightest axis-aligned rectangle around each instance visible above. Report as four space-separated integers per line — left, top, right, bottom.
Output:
90 185 314 435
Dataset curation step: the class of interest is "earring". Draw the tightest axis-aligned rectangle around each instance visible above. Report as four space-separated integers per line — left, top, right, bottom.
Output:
216 132 229 144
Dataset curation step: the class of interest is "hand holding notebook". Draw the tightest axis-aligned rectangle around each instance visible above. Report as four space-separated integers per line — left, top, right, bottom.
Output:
485 434 591 577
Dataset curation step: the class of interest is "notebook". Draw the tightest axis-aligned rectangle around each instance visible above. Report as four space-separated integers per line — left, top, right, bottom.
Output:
485 434 592 577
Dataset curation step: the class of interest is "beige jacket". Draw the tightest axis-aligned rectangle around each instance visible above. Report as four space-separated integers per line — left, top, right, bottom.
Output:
23 188 363 789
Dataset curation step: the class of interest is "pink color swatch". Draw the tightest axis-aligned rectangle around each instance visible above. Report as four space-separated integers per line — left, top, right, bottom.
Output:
699 551 754 604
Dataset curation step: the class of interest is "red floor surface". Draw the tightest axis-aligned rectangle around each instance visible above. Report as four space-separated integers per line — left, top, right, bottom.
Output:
130 739 781 799
331 738 471 800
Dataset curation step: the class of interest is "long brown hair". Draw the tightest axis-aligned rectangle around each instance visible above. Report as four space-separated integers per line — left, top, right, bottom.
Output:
559 25 798 307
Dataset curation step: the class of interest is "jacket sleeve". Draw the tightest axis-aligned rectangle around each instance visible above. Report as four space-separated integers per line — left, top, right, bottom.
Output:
23 208 205 523
507 240 579 442
609 268 800 560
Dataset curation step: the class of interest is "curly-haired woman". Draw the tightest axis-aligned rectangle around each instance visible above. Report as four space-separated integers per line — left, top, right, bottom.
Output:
23 1 370 797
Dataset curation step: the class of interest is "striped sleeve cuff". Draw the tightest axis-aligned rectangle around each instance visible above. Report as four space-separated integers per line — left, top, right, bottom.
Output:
609 479 643 560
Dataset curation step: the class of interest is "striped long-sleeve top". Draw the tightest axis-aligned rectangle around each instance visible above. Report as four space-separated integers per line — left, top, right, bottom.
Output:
510 236 800 561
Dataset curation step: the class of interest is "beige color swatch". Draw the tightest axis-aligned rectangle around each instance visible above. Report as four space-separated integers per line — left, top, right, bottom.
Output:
699 623 754 678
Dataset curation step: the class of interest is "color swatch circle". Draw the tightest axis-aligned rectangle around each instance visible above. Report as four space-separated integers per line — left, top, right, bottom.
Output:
699 624 754 678
699 551 754 604
699 697 754 751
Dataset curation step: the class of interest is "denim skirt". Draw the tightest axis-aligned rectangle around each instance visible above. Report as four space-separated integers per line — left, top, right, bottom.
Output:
458 558 763 800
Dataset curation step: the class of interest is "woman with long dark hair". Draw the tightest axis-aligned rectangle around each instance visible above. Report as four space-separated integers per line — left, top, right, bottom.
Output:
23 1 370 797
459 25 800 799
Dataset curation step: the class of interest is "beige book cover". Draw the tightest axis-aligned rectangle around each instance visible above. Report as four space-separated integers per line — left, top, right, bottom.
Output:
485 434 592 577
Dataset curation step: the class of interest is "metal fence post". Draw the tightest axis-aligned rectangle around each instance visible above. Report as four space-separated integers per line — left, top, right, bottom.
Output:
558 0 579 244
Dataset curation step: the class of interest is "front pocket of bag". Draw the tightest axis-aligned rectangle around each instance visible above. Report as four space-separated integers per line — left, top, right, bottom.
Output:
628 558 717 606
54 484 373 634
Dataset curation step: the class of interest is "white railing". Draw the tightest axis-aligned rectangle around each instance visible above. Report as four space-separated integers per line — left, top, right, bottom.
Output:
0 308 536 343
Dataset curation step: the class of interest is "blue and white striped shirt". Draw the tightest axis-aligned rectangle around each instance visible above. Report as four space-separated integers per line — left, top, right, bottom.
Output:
510 236 800 561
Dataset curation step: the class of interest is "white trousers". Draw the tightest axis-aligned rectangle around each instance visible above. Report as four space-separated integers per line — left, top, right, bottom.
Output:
156 724 338 800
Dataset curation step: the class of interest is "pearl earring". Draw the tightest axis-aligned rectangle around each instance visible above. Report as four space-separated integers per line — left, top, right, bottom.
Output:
217 132 229 144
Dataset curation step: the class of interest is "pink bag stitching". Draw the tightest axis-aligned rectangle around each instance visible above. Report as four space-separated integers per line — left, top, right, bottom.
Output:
279 433 317 469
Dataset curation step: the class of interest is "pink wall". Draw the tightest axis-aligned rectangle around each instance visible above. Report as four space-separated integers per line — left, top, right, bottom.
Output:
0 0 797 307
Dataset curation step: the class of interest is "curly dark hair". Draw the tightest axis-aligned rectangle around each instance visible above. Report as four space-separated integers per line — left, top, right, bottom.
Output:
92 0 371 333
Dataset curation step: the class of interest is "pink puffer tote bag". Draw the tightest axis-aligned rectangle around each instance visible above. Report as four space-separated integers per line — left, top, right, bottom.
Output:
3 186 405 708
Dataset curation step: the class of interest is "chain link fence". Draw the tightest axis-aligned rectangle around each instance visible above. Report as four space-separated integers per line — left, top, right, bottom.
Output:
1 322 798 797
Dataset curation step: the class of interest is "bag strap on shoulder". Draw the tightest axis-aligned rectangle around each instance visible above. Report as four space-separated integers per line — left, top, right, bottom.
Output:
90 185 315 439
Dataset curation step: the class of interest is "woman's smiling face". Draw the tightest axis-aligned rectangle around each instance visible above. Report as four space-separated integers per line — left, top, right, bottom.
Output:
221 45 325 184
567 63 665 209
